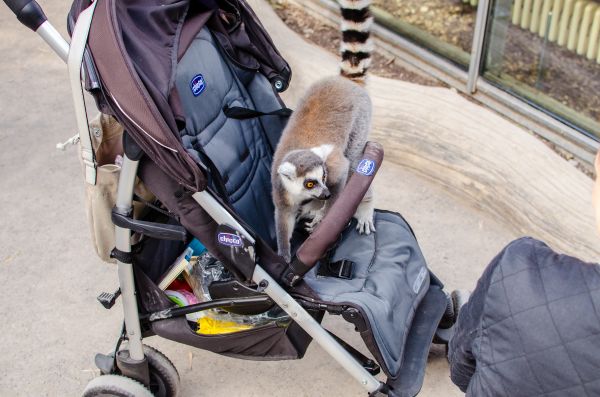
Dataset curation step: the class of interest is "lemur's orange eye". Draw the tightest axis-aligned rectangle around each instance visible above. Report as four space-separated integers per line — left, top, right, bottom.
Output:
304 180 316 189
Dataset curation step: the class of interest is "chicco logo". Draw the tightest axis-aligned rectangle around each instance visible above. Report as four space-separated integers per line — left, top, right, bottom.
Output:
356 159 376 176
190 74 206 97
218 233 243 247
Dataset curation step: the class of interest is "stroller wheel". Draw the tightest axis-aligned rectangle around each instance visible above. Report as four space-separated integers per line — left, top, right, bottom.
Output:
437 292 456 330
433 289 471 345
82 374 153 397
143 345 180 397
451 289 470 319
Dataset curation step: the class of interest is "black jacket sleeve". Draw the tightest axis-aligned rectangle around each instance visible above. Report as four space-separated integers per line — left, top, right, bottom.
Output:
447 243 509 392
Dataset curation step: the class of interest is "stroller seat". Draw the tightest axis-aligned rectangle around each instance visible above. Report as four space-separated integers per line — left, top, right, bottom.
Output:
153 24 448 395
174 27 285 246
304 211 430 378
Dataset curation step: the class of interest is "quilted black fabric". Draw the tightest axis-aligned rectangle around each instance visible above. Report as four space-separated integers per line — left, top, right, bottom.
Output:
449 237 600 397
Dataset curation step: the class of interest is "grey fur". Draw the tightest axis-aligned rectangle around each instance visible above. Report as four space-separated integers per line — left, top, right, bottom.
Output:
272 76 374 262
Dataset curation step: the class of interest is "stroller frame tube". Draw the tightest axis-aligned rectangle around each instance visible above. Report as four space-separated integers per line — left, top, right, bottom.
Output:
114 156 145 362
192 192 382 393
252 266 383 393
115 158 382 392
36 21 69 62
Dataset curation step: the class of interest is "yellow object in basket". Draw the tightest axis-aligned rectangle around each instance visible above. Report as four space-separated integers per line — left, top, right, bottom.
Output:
196 316 254 335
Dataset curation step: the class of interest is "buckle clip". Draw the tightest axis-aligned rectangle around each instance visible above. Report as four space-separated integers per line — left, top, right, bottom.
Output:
318 259 354 280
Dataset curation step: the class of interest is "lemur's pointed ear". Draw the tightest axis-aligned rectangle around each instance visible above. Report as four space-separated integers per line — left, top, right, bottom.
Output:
311 144 334 161
278 162 297 179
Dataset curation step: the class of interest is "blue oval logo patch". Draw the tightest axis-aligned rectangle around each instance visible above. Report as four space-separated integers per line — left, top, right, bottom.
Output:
356 159 376 176
190 74 206 97
218 233 242 247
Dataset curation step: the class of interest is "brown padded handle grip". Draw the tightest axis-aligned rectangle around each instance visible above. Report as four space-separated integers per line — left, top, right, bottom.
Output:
293 141 384 272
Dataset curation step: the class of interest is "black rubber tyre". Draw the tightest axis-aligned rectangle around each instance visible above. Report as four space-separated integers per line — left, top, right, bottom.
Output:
451 289 470 319
82 374 153 397
144 345 180 397
438 292 456 329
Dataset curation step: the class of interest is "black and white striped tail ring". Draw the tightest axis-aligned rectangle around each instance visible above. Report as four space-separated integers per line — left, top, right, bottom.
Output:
339 0 373 80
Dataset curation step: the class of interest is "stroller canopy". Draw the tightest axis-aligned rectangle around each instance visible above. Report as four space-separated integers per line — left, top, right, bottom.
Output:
68 0 291 193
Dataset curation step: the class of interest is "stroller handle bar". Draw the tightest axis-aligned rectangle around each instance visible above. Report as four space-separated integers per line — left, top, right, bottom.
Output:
283 141 384 286
3 0 69 62
4 0 46 31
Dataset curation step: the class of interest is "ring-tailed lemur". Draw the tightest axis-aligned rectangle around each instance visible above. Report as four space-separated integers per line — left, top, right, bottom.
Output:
271 0 375 262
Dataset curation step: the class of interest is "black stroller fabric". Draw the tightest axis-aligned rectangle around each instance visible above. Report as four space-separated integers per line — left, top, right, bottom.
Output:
68 0 291 193
304 211 430 378
134 266 320 360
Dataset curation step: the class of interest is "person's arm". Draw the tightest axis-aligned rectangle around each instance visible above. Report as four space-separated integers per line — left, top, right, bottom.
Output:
448 295 482 392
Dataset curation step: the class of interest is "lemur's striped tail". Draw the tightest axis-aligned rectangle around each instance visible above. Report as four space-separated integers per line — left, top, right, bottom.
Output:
339 0 373 81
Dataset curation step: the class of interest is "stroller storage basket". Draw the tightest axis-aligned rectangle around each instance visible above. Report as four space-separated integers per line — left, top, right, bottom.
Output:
134 266 321 360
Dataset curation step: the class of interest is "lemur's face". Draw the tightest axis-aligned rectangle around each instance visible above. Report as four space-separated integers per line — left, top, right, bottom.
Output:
277 146 333 202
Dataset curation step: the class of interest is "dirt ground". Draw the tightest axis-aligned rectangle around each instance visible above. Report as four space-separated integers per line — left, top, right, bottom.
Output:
373 0 600 131
373 0 476 53
271 0 442 86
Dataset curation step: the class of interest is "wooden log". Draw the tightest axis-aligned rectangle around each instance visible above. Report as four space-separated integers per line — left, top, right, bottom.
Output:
567 0 587 51
577 2 597 55
549 0 564 42
514 0 525 25
248 0 599 261
522 0 534 29
558 0 575 46
587 8 600 59
538 0 554 37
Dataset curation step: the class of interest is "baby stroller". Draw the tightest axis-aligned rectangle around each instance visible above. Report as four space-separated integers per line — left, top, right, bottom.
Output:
4 0 461 395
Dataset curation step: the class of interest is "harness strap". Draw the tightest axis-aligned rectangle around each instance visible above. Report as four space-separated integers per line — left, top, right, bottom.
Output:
316 234 355 280
318 259 355 280
197 148 231 206
132 194 178 220
223 105 292 120
68 0 98 185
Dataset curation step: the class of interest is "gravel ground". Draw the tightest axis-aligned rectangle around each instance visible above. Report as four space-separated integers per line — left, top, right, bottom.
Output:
373 0 600 130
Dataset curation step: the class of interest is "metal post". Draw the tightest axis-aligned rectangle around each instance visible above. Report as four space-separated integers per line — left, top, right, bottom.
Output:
36 21 69 62
467 0 491 93
192 191 255 243
252 266 383 393
114 156 145 361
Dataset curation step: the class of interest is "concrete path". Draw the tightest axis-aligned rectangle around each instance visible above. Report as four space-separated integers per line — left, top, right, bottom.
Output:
0 2 517 396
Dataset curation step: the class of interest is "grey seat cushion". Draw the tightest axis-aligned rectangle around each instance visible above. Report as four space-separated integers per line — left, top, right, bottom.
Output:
304 211 431 377
175 28 287 246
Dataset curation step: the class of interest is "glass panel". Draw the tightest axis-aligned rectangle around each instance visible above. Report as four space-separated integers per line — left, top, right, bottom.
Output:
483 0 600 138
372 0 477 67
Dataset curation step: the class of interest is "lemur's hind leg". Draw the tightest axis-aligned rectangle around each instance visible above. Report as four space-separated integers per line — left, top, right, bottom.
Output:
275 206 296 262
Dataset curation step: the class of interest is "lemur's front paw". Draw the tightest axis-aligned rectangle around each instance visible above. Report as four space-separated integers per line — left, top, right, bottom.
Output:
354 203 375 235
356 217 375 235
